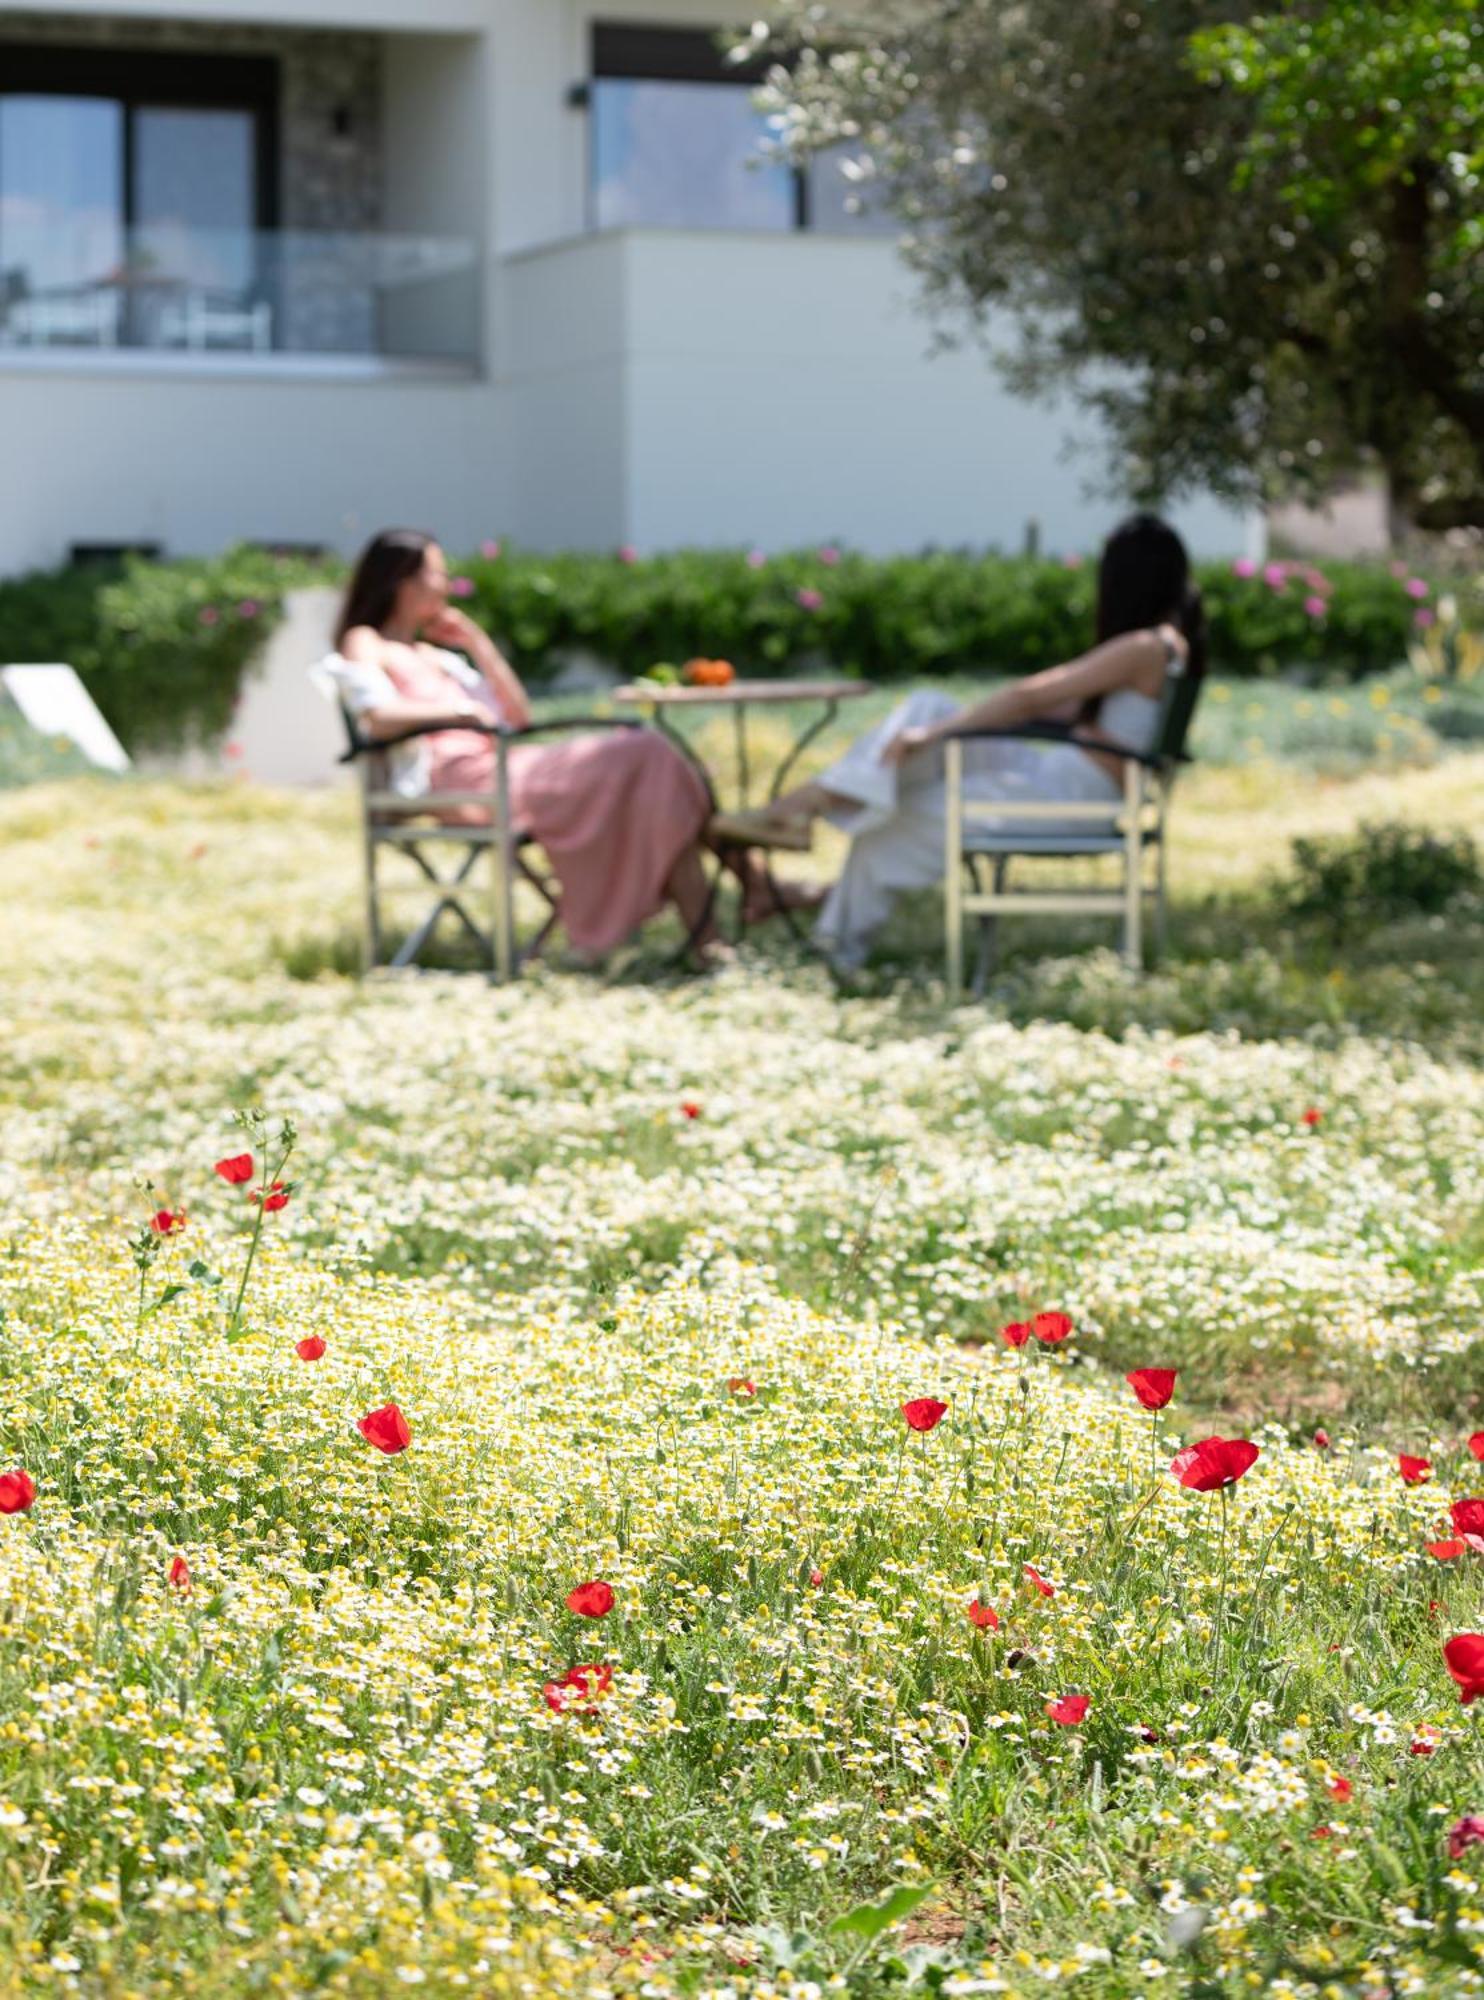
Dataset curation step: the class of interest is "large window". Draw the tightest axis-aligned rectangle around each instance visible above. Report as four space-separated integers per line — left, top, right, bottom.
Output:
0 46 276 349
587 25 895 236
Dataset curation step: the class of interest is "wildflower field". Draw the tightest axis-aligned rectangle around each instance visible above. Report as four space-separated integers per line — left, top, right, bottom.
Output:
2 726 1484 1999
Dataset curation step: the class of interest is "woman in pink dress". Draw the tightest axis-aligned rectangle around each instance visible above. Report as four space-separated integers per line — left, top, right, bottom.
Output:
334 528 762 962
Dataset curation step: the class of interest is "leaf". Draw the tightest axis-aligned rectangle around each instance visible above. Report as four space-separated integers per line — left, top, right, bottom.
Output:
142 1284 188 1316
188 1260 223 1287
828 1882 936 1942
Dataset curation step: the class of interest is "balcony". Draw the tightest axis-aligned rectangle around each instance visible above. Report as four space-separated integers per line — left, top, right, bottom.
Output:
0 225 481 376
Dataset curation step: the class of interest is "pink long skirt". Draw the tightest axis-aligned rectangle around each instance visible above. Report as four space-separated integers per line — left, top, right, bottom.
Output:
430 729 711 956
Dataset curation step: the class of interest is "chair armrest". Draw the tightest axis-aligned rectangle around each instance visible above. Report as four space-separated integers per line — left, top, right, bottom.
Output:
339 713 643 764
948 725 1186 772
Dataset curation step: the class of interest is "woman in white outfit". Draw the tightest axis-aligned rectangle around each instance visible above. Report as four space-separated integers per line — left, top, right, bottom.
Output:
717 514 1206 969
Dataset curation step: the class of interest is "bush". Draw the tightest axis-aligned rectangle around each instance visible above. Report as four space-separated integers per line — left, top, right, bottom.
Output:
0 542 1440 754
1277 821 1484 933
0 547 328 753
461 546 1427 686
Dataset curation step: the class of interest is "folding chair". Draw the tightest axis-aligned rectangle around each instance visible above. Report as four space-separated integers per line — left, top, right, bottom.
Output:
332 702 643 980
944 654 1203 995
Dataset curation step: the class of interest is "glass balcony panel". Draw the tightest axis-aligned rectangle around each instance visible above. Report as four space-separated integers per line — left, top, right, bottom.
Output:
0 223 479 365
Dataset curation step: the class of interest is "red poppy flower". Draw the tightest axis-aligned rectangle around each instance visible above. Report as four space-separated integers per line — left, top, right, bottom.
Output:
901 1398 948 1433
1169 1437 1260 1491
1302 1108 1322 1128
1410 1735 1439 1756
150 1208 187 1236
1399 1454 1432 1485
680 1101 701 1120
1126 1368 1177 1411
1448 1815 1484 1859
727 1378 756 1397
296 1336 326 1361
966 1599 1000 1631
543 1662 614 1712
1032 1311 1074 1345
1329 1776 1352 1803
1470 1433 1484 1462
251 1182 290 1212
168 1555 191 1592
1023 1564 1056 1598
808 1567 824 1588
1451 1500 1484 1551
1313 1430 1331 1450
1429 1539 1467 1561
214 1153 254 1184
1000 1322 1032 1349
565 1581 615 1619
1046 1694 1089 1725
0 1470 36 1514
1445 1634 1484 1704
357 1403 411 1455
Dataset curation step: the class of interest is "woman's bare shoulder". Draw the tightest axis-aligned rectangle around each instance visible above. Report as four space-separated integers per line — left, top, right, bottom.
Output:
340 623 387 663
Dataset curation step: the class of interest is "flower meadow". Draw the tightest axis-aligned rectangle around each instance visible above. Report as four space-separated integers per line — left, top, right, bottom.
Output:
2 777 1484 1997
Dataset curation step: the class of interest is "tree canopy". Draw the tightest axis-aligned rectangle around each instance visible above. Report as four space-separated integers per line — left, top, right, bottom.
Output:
752 0 1484 527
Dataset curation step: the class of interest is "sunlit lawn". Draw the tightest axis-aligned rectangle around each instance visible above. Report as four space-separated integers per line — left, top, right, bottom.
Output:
1 682 1483 1996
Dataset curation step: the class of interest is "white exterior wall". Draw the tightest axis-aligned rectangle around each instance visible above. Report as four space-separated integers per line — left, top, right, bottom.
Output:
0 0 1260 573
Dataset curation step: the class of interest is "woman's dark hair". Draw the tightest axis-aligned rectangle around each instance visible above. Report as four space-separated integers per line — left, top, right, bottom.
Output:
335 528 436 644
1094 511 1207 686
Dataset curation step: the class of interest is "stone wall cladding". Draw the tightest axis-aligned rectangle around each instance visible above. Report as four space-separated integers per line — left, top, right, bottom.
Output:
0 12 383 349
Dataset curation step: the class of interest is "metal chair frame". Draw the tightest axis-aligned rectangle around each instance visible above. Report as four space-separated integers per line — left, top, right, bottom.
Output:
944 657 1202 995
337 708 642 980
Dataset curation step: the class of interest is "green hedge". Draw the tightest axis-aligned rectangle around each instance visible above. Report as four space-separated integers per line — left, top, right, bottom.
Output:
461 546 1432 686
0 542 1443 754
0 547 326 752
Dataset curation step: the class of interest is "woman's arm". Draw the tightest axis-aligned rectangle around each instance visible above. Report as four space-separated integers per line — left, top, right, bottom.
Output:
421 607 533 729
339 625 492 741
883 629 1169 763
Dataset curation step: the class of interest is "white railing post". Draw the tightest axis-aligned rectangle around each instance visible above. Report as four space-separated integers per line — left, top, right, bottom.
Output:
944 738 964 997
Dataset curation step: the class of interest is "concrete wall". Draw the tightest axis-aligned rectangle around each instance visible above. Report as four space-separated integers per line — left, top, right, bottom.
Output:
0 365 502 571
503 229 1257 559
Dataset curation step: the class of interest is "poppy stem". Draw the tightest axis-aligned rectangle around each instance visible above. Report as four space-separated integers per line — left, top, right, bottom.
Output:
225 1131 294 1341
1213 1484 1232 1666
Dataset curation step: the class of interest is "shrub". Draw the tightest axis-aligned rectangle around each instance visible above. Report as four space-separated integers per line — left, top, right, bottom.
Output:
0 543 1437 754
0 547 327 753
461 546 1425 686
1277 822 1484 933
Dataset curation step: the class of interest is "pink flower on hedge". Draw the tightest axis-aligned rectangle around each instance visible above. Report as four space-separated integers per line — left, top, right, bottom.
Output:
236 599 260 619
480 539 502 559
1231 557 1257 579
1303 595 1327 619
448 577 475 598
1262 563 1288 591
1405 578 1430 600
746 548 767 569
1062 552 1084 570
199 606 220 627
1415 608 1436 630
817 545 841 566
796 588 824 613
617 544 639 565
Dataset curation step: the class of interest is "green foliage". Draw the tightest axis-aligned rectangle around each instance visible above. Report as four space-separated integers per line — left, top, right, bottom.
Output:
461 545 1423 683
0 543 1432 763
0 546 328 752
1277 820 1483 932
757 0 1484 525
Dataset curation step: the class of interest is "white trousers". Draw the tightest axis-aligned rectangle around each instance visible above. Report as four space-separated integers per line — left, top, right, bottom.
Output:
814 690 1120 969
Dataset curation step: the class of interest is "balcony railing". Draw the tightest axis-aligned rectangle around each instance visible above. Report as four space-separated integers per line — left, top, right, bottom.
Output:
0 227 480 366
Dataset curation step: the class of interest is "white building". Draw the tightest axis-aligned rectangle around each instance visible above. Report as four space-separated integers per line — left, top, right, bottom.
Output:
0 0 1255 573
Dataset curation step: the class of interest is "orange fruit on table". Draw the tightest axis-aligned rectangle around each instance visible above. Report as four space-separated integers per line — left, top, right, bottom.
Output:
683 658 736 687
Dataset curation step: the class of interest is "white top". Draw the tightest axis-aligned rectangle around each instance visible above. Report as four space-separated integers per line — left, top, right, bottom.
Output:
1095 686 1162 756
308 646 497 799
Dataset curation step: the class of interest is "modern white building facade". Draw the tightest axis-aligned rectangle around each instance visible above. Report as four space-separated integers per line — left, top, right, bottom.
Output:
0 0 1256 573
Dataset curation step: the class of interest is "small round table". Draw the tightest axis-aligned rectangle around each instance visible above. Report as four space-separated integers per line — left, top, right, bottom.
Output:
613 678 870 809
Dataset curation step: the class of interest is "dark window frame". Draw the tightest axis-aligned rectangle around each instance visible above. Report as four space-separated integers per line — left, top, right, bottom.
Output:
585 22 808 232
0 44 280 236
